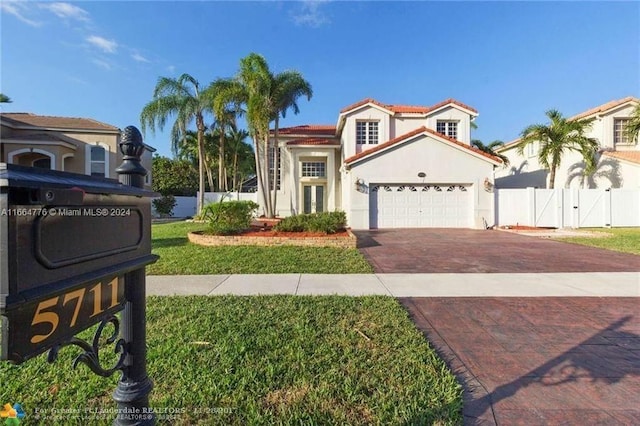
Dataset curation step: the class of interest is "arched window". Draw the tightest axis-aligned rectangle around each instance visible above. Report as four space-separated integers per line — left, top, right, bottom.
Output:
33 158 52 169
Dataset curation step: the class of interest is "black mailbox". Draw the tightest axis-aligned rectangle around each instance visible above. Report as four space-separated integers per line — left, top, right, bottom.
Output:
0 163 158 363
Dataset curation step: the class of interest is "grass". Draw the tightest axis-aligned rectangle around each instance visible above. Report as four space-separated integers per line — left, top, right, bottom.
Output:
148 221 373 275
0 296 463 425
556 227 640 255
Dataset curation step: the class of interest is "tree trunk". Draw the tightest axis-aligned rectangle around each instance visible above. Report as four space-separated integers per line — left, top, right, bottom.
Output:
548 165 556 189
271 117 279 218
218 129 226 192
232 149 239 191
196 118 206 216
253 135 269 216
264 134 273 217
204 153 214 192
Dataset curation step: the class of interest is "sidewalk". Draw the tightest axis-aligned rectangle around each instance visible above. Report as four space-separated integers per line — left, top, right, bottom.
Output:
146 272 640 297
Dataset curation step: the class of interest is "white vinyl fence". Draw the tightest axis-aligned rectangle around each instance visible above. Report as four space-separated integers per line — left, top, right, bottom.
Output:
152 192 259 218
495 188 640 228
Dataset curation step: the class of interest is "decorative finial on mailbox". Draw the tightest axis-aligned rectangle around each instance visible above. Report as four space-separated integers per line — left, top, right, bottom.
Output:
116 125 147 178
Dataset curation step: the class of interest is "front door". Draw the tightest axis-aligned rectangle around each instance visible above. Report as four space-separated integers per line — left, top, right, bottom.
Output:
303 184 325 213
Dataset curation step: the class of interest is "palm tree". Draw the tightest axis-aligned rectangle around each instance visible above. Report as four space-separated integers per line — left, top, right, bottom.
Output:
209 87 241 192
269 70 312 214
0 94 11 103
227 128 253 191
625 103 640 144
140 73 215 215
471 139 509 167
516 110 598 189
215 53 312 218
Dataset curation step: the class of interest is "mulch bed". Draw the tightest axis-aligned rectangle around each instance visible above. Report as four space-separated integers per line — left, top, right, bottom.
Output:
231 226 351 238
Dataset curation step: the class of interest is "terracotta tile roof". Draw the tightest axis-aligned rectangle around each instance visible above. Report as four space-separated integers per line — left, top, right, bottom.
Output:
339 98 478 115
275 125 336 135
344 126 502 165
570 96 639 121
602 150 640 165
286 138 340 146
1 113 119 132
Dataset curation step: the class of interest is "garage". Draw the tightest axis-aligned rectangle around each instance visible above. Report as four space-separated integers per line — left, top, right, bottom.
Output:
369 184 471 228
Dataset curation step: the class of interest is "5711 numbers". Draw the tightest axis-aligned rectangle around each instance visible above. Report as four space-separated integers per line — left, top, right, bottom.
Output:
30 278 122 344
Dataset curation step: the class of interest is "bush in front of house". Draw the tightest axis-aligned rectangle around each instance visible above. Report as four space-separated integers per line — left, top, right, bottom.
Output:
274 211 347 234
152 195 177 217
202 200 259 235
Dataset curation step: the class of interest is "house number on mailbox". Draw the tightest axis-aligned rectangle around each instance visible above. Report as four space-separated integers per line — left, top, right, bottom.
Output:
29 278 124 345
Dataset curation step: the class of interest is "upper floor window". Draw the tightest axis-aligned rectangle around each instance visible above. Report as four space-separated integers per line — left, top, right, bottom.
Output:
436 121 458 139
614 118 631 145
356 121 379 144
90 145 106 177
301 161 326 178
268 146 281 190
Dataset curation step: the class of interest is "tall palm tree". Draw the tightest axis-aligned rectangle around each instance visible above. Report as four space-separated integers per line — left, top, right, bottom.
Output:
215 53 312 218
516 109 598 189
269 71 312 214
625 103 640 144
227 128 253 191
209 88 241 192
140 73 215 215
471 139 509 167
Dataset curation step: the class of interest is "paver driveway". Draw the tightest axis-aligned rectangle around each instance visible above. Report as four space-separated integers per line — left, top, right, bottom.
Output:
354 229 640 273
402 297 640 425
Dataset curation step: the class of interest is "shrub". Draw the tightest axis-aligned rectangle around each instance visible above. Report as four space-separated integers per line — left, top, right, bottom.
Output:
274 211 346 234
201 200 259 235
152 195 177 217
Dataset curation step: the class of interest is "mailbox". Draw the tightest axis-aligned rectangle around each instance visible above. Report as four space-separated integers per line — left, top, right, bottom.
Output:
0 163 158 363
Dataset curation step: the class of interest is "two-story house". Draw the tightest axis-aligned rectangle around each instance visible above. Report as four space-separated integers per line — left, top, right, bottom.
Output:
0 113 155 188
265 98 503 229
495 97 640 189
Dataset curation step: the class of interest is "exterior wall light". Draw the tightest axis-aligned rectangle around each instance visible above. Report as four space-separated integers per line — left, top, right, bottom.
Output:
355 178 367 193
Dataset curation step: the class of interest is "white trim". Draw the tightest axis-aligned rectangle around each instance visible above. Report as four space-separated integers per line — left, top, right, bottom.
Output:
85 142 110 178
427 103 478 118
7 148 56 170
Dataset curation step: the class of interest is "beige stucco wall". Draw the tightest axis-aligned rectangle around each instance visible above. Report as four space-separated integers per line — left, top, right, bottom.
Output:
343 134 496 229
340 106 391 159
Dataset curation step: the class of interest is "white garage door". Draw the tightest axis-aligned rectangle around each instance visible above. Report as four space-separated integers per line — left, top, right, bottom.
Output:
370 184 471 228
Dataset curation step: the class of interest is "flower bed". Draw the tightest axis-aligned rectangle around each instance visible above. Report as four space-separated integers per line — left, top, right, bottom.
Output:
188 228 357 248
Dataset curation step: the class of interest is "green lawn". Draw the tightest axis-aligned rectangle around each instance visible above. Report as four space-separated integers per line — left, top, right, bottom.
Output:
148 221 373 275
0 296 462 425
556 228 640 255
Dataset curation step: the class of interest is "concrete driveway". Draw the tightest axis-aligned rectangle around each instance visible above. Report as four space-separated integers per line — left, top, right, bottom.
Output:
354 229 640 273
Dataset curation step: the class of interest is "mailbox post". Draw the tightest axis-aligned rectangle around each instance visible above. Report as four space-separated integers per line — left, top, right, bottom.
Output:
112 126 154 425
0 125 157 425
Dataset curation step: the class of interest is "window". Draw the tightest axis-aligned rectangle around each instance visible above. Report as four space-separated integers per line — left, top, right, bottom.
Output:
527 142 537 158
356 121 379 144
301 161 326 178
436 121 458 139
90 145 106 177
614 118 631 145
33 158 51 169
268 146 281 190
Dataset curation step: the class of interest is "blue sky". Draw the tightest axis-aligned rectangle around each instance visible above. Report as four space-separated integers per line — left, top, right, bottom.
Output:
2 1 639 158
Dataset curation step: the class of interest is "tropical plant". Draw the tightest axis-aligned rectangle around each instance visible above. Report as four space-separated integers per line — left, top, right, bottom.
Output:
471 139 509 166
516 110 598 189
140 73 215 215
624 103 640 144
227 128 255 191
0 94 12 103
201 200 259 235
214 53 312 218
151 155 199 196
152 195 177 217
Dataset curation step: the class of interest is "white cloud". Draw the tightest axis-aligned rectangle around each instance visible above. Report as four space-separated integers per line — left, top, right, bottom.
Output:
131 52 150 63
87 35 118 53
291 0 330 28
41 2 90 22
91 58 112 70
1 1 42 27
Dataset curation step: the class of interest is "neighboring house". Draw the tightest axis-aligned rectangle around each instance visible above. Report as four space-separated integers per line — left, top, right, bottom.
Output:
0 113 155 188
495 97 640 189
264 98 503 229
